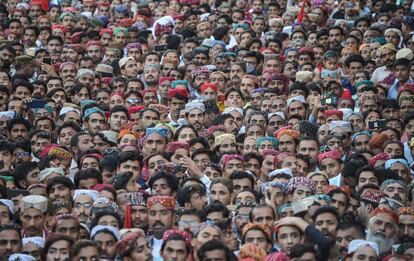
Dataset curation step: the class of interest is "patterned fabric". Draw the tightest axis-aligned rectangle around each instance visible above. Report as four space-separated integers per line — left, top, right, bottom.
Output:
147 196 175 210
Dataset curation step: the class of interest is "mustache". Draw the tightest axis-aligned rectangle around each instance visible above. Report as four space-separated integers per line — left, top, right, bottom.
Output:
152 221 165 228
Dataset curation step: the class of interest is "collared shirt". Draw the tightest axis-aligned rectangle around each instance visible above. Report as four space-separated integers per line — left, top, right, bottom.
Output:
388 78 413 100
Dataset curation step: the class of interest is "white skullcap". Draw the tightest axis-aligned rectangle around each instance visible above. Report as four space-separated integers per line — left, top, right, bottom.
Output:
185 100 206 113
287 95 305 107
0 199 14 213
22 237 45 248
269 168 292 179
268 112 285 121
348 239 379 256
59 107 80 117
73 189 100 201
76 69 95 79
21 195 48 213
39 167 65 182
91 225 120 241
329 120 353 132
8 254 36 261
223 107 244 116
118 57 135 69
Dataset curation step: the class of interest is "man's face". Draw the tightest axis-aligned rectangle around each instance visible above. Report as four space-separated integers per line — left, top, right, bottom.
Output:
328 29 342 46
320 158 341 178
161 239 188 261
94 232 117 259
61 47 78 62
187 109 204 130
210 183 231 206
143 68 160 85
131 205 148 229
60 64 77 80
21 208 45 237
148 203 174 239
314 212 338 241
298 140 318 165
353 134 370 151
278 134 296 153
197 23 211 38
47 39 62 54
87 45 102 63
369 213 397 240
109 111 128 131
76 134 94 154
55 218 79 240
277 225 303 256
86 113 106 134
380 49 396 67
0 229 21 258
122 61 138 78
232 178 252 196
144 132 166 155
73 195 93 224
143 92 158 106
336 227 363 257
0 149 13 171
288 102 306 118
357 171 378 191
169 97 185 119
48 183 71 203
230 65 244 84
383 184 407 205
399 214 414 241
118 159 141 179
10 124 28 141
252 207 275 228
330 192 348 216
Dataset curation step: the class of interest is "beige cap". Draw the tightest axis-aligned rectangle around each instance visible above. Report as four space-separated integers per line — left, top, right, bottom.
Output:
21 195 48 213
118 57 135 69
396 48 414 60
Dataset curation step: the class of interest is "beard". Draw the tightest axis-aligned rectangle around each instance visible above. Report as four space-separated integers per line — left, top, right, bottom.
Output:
366 230 394 254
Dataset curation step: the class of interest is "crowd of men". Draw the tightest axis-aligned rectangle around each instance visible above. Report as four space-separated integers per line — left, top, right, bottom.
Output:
2 0 414 260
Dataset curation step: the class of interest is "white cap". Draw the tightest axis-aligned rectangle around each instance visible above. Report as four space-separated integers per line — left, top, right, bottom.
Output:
348 239 379 256
287 95 305 107
118 57 135 69
21 195 48 213
91 225 120 241
8 254 36 261
269 168 292 179
73 189 99 201
22 237 45 248
0 199 14 213
396 48 414 60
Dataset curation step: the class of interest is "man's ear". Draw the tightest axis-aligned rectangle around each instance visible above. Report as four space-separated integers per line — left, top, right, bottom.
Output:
184 202 191 209
366 203 373 214
18 180 27 190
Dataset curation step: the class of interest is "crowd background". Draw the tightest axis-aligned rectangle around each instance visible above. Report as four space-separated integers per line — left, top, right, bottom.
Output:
2 0 414 260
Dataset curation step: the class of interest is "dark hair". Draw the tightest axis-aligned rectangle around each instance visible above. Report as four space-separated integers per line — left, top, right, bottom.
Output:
345 54 365 68
117 151 143 169
202 202 230 220
312 206 340 225
46 176 75 194
229 171 255 188
0 140 14 154
290 243 319 259
197 239 234 261
70 240 100 259
173 125 198 141
74 168 102 188
243 152 263 168
161 233 191 254
191 148 217 163
176 184 206 207
13 161 38 189
148 172 179 193
70 132 91 148
7 117 31 132
90 209 122 229
249 203 275 222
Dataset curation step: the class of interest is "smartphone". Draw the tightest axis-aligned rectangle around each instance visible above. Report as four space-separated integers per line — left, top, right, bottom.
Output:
154 45 168 52
43 57 51 65
321 96 337 106
368 119 386 129
27 99 47 109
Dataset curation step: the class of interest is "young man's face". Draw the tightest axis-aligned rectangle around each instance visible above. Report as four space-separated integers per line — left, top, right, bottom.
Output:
277 225 303 256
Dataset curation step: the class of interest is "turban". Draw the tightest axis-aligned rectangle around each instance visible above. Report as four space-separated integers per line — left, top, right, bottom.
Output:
99 28 113 36
399 95 414 104
184 100 205 113
385 158 409 170
120 18 134 28
147 196 175 210
113 27 128 36
141 88 157 97
220 154 244 168
156 163 186 175
39 167 65 182
118 57 135 68
52 24 68 33
286 177 316 195
214 133 236 147
159 77 175 85
242 223 272 241
51 213 79 228
398 207 414 216
324 110 343 119
80 153 103 164
317 150 342 163
275 129 300 140
0 111 15 119
351 131 371 142
59 61 76 72
369 133 389 150
84 107 105 119
163 229 192 246
146 127 168 138
192 222 220 236
168 88 188 100
91 184 114 192
128 106 144 115
167 142 190 152
207 125 225 135
373 207 399 223
368 152 389 167
39 143 59 159
171 80 189 89
201 83 217 93
256 137 278 149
